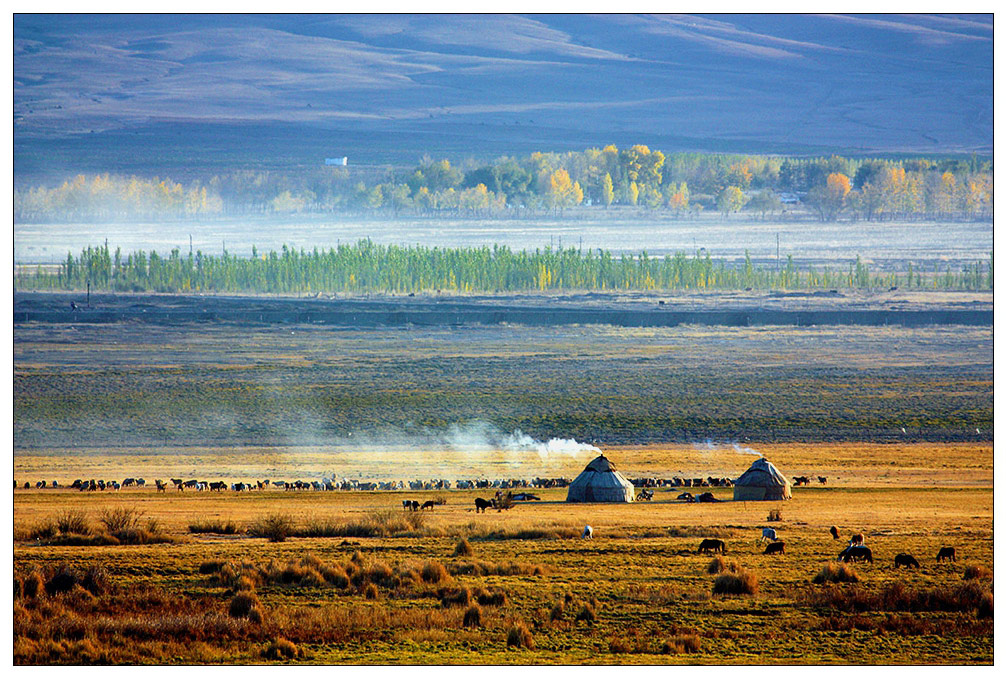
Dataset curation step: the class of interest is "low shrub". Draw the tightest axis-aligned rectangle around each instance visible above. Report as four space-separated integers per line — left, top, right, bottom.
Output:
262 637 300 660
189 520 240 535
813 562 860 584
474 589 506 607
56 510 91 535
713 568 758 595
437 587 472 608
575 604 597 623
661 634 702 654
249 514 296 542
199 561 226 574
22 570 44 599
807 580 992 614
363 583 379 600
977 592 993 619
506 623 534 649
550 600 565 621
228 591 260 618
421 561 450 584
462 604 482 628
708 556 740 574
453 538 474 557
963 564 992 581
100 507 143 533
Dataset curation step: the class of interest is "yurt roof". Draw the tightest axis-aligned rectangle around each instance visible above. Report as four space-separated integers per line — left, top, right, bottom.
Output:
735 457 789 487
581 454 617 473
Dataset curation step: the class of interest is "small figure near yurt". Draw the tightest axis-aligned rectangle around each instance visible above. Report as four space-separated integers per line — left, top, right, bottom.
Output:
566 454 635 503
733 457 792 501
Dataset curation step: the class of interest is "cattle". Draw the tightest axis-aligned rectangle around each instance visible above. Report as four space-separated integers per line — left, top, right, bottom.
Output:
403 500 419 512
792 476 810 486
936 547 957 562
232 483 247 492
697 539 726 555
839 546 873 563
122 478 136 487
111 481 121 491
894 553 920 569
155 480 167 492
23 481 30 490
136 478 146 487
818 476 828 485
184 479 200 489
762 527 778 542
582 525 593 540
209 481 226 492
70 479 83 489
849 533 865 547
51 480 59 488
697 492 720 503
36 480 46 489
420 500 436 511
474 497 493 513
511 493 540 501
638 489 654 501
171 478 184 491
763 541 785 555
677 492 695 503
830 525 840 540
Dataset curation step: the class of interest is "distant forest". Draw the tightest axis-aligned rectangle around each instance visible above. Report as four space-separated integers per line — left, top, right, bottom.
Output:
14 146 993 223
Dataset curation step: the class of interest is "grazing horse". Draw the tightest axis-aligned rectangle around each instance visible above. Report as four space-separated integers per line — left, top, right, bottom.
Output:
761 527 778 542
936 547 957 562
830 525 840 540
581 525 593 539
763 541 785 555
474 497 493 513
894 553 920 569
697 539 726 555
839 546 873 563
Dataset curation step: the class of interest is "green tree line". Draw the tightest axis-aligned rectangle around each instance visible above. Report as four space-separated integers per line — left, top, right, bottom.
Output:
15 242 992 294
14 147 992 222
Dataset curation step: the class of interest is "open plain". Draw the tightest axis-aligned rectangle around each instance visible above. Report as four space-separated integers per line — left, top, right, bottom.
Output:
13 291 993 664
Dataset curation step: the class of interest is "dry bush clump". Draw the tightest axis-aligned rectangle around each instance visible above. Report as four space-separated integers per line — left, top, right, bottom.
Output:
56 510 91 535
228 591 260 618
806 580 992 614
813 562 860 584
453 538 474 557
575 603 597 623
474 588 506 606
363 583 379 600
550 600 565 621
421 560 450 584
462 604 482 628
963 564 992 580
713 567 759 595
99 507 143 533
199 560 226 574
661 634 702 655
977 592 993 619
262 637 300 660
249 514 296 542
708 556 740 575
506 622 535 649
189 519 241 535
437 586 472 608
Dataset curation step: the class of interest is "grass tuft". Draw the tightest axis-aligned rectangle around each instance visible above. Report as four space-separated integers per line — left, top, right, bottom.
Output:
813 562 860 584
713 567 758 595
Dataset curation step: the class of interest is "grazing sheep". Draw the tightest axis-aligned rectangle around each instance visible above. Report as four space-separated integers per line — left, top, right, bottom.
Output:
894 553 920 569
936 547 957 562
761 527 778 542
830 525 839 540
763 541 785 555
697 539 726 555
581 525 593 539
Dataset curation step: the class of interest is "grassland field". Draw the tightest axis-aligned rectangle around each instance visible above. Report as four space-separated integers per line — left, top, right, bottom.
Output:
13 293 994 664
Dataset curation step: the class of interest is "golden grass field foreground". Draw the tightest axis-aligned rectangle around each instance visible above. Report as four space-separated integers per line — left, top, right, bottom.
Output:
13 443 993 665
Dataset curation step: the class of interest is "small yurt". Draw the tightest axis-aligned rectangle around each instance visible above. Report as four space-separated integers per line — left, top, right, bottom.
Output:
733 457 792 501
566 454 635 503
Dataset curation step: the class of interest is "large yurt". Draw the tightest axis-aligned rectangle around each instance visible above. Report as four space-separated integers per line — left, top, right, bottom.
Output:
566 454 635 503
732 457 792 501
